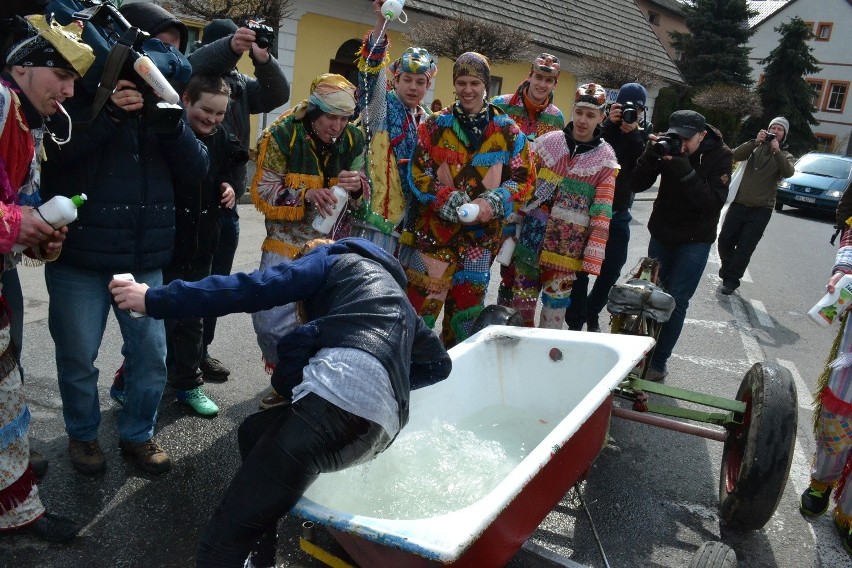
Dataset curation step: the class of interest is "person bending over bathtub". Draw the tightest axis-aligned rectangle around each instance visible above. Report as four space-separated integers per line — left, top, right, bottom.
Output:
108 237 452 568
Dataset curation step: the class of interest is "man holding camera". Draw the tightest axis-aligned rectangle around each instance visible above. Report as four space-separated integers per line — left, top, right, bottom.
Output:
188 18 290 382
717 117 794 295
566 82 648 332
632 110 733 381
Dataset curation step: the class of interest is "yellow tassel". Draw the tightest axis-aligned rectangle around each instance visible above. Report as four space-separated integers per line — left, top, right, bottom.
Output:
814 312 848 436
405 268 451 294
835 507 852 531
261 238 301 259
539 251 583 272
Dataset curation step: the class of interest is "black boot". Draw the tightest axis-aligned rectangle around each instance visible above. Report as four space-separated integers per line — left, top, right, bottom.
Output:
29 450 48 480
26 512 79 542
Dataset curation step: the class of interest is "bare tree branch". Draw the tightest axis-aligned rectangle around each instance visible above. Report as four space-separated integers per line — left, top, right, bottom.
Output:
404 17 532 63
573 52 665 90
162 0 293 26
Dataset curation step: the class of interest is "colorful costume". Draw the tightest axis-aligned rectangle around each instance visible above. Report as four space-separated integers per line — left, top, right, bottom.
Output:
0 80 42 532
808 225 852 535
401 102 532 345
1 14 94 535
509 126 617 328
250 74 365 367
491 68 565 307
353 34 435 254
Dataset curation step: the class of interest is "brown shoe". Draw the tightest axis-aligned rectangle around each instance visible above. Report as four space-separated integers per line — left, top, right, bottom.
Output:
119 438 171 474
68 438 105 474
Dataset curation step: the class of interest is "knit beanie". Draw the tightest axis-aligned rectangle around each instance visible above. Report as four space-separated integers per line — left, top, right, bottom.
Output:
120 3 188 52
615 82 647 109
768 116 790 142
201 19 238 46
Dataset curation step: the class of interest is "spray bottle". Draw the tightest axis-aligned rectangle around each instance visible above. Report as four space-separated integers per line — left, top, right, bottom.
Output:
381 0 408 23
457 203 480 224
808 274 852 327
13 194 87 253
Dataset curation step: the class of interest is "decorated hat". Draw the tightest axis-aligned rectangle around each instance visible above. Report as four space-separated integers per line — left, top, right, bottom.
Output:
389 47 437 80
290 73 356 120
5 14 95 76
453 52 490 86
574 83 607 110
531 53 560 77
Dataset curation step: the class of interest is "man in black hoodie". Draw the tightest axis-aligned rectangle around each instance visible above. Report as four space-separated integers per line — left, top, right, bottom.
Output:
632 110 733 381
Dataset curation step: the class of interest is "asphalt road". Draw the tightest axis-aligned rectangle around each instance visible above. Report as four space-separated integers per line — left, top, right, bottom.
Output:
2 187 852 567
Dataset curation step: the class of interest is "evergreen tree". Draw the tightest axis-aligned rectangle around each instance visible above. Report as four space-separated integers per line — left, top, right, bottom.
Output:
744 17 821 155
670 0 757 88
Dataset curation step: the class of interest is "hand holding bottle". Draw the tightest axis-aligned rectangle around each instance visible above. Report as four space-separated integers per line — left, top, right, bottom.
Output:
14 208 64 252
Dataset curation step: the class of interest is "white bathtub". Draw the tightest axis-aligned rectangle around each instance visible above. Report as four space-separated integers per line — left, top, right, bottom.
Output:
293 326 654 567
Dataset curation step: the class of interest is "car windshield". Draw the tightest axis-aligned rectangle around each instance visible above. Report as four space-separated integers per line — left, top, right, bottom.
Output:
796 155 852 180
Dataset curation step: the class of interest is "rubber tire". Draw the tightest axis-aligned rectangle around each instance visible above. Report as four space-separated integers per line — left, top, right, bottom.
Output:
689 541 737 568
719 361 797 530
774 201 783 212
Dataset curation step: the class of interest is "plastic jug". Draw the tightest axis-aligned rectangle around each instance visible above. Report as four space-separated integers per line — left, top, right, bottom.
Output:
13 194 87 253
808 274 852 327
311 186 348 235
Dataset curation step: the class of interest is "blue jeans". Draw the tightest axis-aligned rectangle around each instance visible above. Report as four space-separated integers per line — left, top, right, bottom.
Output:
567 209 632 325
203 207 240 352
647 237 711 372
45 262 167 443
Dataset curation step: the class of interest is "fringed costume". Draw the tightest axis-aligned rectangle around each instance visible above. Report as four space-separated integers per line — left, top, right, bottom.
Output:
809 224 852 534
508 126 617 328
492 81 564 306
249 77 365 369
0 80 43 533
401 103 532 346
353 33 433 255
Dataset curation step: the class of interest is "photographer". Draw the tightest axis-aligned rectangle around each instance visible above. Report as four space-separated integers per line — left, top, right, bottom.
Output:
188 18 290 382
566 82 648 332
717 117 794 295
41 2 210 475
632 110 733 381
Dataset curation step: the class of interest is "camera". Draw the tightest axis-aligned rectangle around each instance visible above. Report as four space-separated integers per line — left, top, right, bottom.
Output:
651 135 683 157
621 101 639 124
764 132 776 142
246 21 274 49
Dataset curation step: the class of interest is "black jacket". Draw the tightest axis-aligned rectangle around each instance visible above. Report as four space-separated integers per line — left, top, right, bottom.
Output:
600 118 646 212
146 238 452 432
171 125 247 267
632 125 732 246
42 98 209 272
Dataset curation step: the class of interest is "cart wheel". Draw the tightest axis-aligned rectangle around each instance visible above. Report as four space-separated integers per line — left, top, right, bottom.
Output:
719 362 797 530
470 305 523 335
689 541 737 567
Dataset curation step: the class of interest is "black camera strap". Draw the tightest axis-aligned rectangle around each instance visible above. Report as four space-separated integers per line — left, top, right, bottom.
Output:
86 40 131 123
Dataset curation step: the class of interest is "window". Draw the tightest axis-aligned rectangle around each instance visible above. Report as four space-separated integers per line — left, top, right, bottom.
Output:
185 25 202 54
824 81 849 113
648 11 660 26
489 76 503 98
808 79 826 110
816 22 833 41
815 134 836 153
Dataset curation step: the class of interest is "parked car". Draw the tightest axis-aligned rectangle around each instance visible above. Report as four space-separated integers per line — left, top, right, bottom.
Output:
775 152 852 213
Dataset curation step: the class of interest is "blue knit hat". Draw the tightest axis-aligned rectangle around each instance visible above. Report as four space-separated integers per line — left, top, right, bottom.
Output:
616 82 647 109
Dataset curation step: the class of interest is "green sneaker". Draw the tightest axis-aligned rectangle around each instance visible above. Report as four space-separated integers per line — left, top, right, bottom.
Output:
176 387 219 417
800 484 831 517
836 520 852 555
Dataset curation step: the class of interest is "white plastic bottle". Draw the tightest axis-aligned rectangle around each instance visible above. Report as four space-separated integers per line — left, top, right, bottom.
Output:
457 203 480 224
495 236 516 266
808 274 852 327
311 185 349 235
13 194 87 253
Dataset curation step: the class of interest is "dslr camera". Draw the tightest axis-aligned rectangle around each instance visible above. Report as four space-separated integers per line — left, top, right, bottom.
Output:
651 135 683 157
621 101 639 124
246 20 274 49
764 132 776 142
